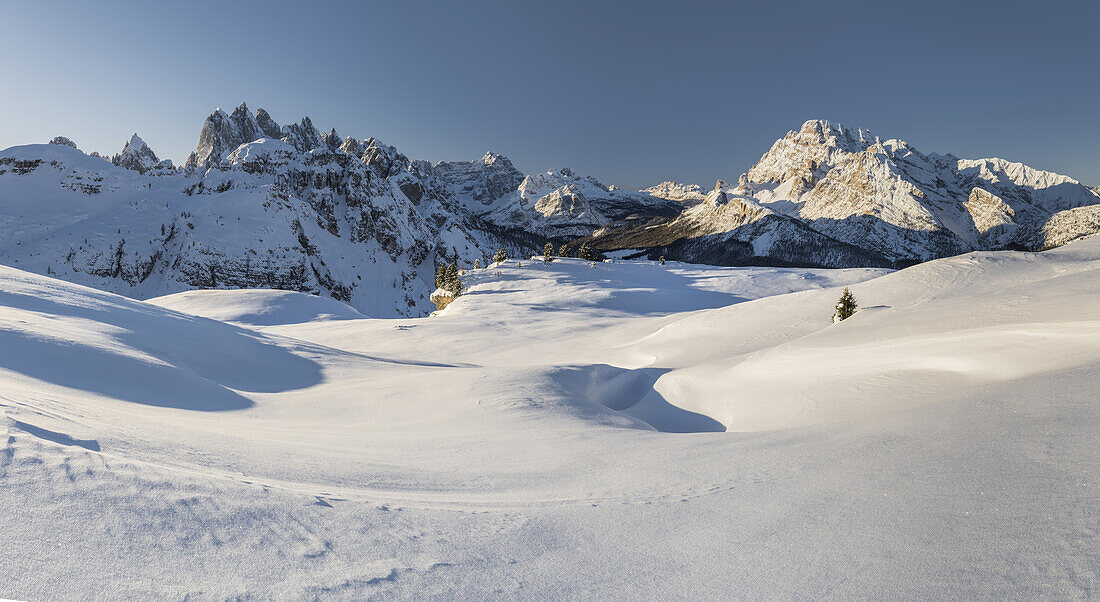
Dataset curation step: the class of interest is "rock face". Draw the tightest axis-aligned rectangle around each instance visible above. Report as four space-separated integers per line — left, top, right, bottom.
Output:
434 152 525 212
112 134 161 174
48 136 77 148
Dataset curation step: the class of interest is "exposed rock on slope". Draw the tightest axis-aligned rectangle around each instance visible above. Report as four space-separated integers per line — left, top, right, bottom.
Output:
112 134 161 174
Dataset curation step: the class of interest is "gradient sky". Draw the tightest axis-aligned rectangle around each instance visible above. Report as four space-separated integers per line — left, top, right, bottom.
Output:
1 0 1097 188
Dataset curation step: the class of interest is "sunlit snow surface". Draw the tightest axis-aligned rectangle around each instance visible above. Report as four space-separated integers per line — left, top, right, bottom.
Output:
1 244 1098 598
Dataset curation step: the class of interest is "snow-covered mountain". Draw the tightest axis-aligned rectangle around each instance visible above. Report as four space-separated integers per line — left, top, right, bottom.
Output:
478 167 680 238
112 134 164 174
586 120 1100 266
745 120 1100 260
585 178 889 267
3 110 1099 309
0 103 517 316
642 181 707 204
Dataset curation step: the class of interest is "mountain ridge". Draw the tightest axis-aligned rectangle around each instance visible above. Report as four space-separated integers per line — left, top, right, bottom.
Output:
3 108 1099 314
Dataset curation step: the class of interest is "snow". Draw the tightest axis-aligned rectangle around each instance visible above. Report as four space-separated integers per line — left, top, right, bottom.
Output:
148 288 367 325
2 236 1097 598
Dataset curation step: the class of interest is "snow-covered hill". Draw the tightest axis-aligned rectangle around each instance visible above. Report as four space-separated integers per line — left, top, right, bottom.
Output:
1 234 1097 598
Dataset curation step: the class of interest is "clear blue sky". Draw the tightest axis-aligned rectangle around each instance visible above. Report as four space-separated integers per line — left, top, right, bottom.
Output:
1 0 1096 188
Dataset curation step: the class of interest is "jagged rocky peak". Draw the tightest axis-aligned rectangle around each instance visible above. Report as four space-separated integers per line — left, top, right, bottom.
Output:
433 151 525 208
254 108 281 139
48 136 77 148
734 173 753 196
747 118 878 187
322 127 342 151
338 136 362 157
113 133 160 174
642 181 706 203
280 116 324 153
195 102 338 167
361 138 410 178
195 103 276 167
519 167 608 199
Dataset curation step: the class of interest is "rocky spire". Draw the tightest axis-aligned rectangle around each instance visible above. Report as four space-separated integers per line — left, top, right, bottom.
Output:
255 108 282 139
322 127 342 151
339 136 363 157
280 116 324 153
112 134 160 174
195 103 282 167
361 138 409 178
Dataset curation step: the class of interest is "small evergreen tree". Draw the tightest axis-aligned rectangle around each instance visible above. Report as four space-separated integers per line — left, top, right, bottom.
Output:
578 242 600 261
558 244 569 258
543 242 555 263
833 287 857 322
442 262 462 296
474 258 481 270
492 247 508 263
434 264 446 289
659 255 666 265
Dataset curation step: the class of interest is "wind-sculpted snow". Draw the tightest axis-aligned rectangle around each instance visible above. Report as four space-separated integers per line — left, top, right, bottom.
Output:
1 238 1098 598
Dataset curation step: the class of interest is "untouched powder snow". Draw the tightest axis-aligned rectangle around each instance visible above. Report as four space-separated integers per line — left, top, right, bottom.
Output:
1 242 1098 598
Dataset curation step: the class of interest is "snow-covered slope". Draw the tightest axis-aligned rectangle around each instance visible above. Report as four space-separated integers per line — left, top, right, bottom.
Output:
1 235 1097 598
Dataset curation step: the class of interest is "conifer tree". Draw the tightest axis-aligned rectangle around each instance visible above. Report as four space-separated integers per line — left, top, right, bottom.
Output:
444 262 462 296
492 247 508 263
435 264 446 289
558 244 569 258
578 242 600 261
543 242 555 263
833 287 857 322
474 258 481 270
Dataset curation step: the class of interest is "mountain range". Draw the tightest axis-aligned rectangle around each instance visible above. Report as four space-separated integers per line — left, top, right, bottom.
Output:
2 105 1097 315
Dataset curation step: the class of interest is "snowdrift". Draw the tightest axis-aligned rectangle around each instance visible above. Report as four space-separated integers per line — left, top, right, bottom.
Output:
0 239 1097 598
